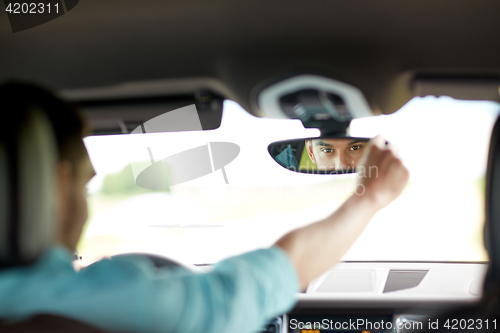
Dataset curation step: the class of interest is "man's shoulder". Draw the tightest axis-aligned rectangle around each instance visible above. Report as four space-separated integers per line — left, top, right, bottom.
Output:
82 254 158 279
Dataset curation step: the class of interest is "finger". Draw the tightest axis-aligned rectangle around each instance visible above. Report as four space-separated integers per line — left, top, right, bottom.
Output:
376 149 395 176
362 134 383 154
386 142 400 157
388 159 410 191
358 134 383 168
388 156 409 179
372 134 386 149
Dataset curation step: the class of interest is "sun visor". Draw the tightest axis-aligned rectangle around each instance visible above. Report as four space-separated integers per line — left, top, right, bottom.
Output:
74 91 224 135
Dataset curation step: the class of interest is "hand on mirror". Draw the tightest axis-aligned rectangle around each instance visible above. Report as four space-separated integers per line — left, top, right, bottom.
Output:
275 134 409 289
356 134 409 210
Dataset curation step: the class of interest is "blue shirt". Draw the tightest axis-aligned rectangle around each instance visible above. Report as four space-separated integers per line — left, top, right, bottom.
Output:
0 246 299 333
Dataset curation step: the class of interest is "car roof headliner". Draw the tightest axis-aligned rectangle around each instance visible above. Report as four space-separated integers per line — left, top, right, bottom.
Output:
0 0 499 116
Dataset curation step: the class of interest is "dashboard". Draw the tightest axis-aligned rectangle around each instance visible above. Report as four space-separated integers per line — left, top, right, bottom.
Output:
263 300 481 333
262 262 488 333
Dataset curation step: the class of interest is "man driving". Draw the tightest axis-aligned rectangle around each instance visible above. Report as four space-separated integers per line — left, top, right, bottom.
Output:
0 83 409 333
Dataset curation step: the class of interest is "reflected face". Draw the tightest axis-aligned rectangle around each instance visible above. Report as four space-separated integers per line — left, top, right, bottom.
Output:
306 138 367 171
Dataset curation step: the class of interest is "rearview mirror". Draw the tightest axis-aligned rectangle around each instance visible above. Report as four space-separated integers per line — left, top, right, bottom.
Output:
268 136 371 174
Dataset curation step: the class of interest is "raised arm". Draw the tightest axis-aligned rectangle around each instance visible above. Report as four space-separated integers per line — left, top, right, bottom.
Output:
71 136 408 333
276 135 410 289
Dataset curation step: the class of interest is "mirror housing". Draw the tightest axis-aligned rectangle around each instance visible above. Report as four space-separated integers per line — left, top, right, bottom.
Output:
258 75 374 135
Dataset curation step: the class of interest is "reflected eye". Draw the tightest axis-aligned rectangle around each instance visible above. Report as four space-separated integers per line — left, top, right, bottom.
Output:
320 148 334 153
349 144 363 151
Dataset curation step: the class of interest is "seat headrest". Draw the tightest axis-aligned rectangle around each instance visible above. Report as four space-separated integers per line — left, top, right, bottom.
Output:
0 108 57 267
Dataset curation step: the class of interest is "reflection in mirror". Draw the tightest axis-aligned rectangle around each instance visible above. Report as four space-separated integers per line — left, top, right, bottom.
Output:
268 137 370 174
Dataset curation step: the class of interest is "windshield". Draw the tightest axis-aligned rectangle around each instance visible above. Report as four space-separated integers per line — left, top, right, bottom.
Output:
81 96 499 265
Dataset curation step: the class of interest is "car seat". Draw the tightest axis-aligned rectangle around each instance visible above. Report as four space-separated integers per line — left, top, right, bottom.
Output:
0 100 106 333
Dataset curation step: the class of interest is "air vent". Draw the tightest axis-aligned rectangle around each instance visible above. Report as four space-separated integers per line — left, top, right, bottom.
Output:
316 271 374 292
262 317 282 333
383 270 428 293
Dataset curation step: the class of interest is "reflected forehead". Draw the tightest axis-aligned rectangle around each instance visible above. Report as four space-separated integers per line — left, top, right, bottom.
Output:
313 139 365 147
314 140 334 147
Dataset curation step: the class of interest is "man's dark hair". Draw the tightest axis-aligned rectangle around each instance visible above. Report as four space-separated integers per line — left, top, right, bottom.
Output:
0 82 88 171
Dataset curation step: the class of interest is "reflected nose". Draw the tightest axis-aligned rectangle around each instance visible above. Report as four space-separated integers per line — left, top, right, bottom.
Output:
331 155 345 171
335 152 353 171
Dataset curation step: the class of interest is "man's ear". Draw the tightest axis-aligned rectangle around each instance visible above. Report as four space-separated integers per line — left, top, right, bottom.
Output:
57 161 72 187
56 161 72 223
306 140 316 163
